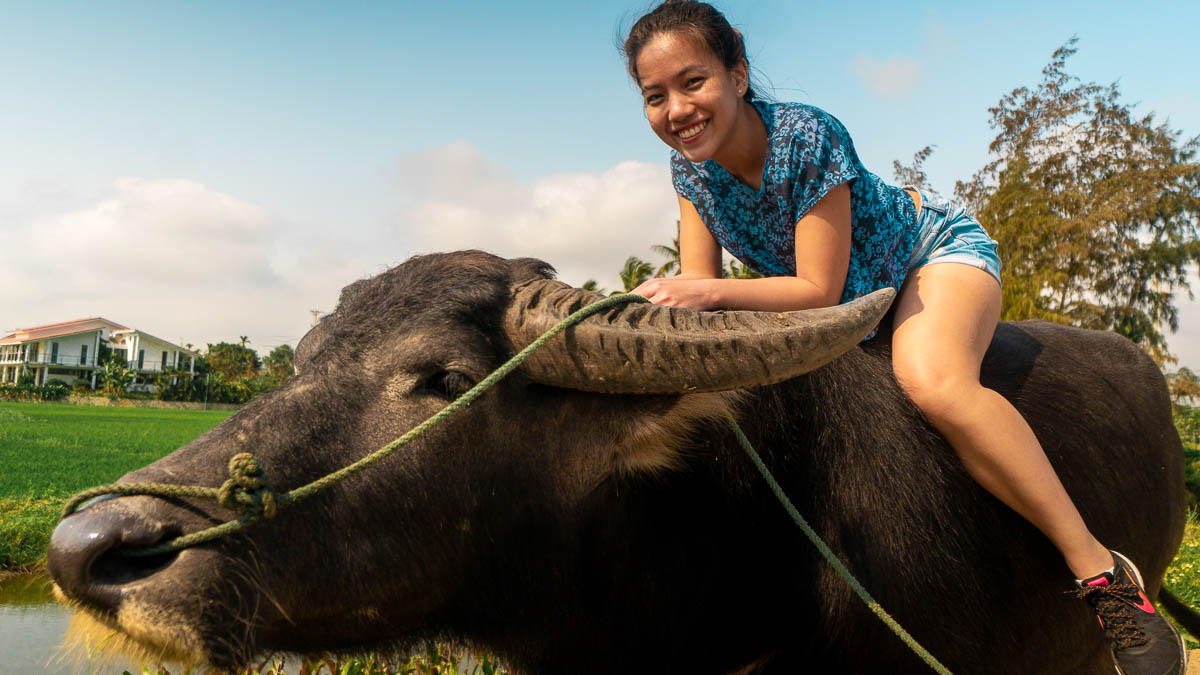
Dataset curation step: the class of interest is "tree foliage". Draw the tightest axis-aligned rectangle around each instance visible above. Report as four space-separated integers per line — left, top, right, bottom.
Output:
893 144 938 196
263 344 295 388
99 360 135 398
581 279 606 294
205 342 261 381
1168 367 1200 410
619 256 654 292
724 260 762 279
651 231 682 278
956 39 1200 361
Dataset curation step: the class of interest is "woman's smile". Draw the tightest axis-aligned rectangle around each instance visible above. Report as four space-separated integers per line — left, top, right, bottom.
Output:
677 119 709 143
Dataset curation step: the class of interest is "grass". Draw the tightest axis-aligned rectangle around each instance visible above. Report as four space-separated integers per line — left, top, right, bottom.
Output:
0 403 233 499
0 401 233 572
1165 512 1200 650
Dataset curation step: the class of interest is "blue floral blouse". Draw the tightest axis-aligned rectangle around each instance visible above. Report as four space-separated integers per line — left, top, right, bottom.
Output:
670 100 920 307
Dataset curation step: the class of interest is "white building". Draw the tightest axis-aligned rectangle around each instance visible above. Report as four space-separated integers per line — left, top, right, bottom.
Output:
0 317 196 388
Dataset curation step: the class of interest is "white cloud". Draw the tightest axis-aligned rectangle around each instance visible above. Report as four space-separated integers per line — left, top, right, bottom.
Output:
0 178 366 350
848 54 921 99
0 151 685 355
32 177 281 289
394 141 681 291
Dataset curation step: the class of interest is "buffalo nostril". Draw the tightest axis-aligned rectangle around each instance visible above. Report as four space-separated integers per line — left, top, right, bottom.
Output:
47 504 179 612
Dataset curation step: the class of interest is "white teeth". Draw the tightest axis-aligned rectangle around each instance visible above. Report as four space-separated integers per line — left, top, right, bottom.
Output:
678 120 707 139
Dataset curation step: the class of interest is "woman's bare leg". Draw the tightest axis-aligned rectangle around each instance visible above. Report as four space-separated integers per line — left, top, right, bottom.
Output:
890 262 1112 579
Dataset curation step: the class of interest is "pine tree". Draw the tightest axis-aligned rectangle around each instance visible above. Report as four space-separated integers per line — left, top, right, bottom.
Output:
956 39 1200 362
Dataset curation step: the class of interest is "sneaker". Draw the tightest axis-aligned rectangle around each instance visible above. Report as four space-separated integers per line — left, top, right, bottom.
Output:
1073 550 1188 675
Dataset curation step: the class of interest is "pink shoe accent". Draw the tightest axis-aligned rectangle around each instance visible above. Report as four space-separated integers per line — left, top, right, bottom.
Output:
1084 576 1111 587
1132 588 1157 614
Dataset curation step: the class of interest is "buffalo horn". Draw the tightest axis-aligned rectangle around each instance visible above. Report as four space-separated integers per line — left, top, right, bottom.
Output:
504 279 895 394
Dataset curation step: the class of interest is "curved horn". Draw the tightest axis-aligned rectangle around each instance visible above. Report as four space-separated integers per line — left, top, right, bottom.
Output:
504 279 895 394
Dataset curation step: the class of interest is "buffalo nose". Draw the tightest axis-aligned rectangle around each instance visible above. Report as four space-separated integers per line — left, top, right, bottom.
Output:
47 500 178 612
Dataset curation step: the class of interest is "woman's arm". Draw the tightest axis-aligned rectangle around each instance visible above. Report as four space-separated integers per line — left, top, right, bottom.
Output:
632 183 852 311
676 194 722 279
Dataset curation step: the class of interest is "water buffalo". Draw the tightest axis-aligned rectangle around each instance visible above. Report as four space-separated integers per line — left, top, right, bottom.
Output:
48 250 1189 674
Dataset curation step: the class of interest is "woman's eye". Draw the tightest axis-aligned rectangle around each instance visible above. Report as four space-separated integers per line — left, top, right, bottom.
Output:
645 93 663 105
686 77 704 88
417 370 474 399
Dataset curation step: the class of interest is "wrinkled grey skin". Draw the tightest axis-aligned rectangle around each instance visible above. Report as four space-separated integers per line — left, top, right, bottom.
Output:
48 251 1187 674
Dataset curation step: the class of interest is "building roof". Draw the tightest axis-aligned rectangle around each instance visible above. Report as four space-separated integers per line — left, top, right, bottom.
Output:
0 317 129 345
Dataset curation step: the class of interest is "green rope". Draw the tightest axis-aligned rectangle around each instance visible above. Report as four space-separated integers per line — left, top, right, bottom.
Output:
60 291 952 673
725 417 953 675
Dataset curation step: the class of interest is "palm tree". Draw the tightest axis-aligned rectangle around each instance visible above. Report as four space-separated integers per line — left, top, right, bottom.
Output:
726 260 762 279
581 279 606 295
239 336 250 348
651 236 682 278
618 256 654 292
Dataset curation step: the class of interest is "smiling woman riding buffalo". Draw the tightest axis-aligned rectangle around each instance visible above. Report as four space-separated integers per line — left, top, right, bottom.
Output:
620 3 1185 671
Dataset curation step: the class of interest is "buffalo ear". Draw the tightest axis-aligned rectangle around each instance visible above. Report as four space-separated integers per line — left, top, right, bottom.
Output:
603 391 743 474
508 258 557 286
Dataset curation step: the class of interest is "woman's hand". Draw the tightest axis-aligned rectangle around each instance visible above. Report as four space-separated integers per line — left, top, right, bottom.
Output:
630 277 719 310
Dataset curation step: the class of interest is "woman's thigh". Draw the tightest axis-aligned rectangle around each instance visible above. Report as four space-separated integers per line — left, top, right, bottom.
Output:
892 262 1002 391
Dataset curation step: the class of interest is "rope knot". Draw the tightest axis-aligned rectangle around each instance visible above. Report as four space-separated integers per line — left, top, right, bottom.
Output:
218 452 279 520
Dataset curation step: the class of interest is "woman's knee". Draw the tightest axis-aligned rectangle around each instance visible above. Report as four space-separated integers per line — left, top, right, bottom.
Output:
892 357 976 423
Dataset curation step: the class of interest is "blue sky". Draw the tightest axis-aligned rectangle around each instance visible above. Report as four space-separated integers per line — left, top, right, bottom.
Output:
2 1 1198 365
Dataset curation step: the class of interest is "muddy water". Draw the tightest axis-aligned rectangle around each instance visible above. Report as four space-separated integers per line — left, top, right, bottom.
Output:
0 573 144 675
0 573 75 674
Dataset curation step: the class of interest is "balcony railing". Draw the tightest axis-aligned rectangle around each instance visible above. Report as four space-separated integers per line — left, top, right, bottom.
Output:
0 353 193 371
0 354 93 367
125 359 193 372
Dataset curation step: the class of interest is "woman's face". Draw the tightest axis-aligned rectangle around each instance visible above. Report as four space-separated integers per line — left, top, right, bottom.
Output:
636 32 748 164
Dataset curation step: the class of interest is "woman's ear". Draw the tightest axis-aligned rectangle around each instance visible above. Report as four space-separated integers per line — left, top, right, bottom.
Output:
732 59 749 95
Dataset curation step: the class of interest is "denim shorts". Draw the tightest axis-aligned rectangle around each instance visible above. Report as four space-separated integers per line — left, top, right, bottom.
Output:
905 188 1002 285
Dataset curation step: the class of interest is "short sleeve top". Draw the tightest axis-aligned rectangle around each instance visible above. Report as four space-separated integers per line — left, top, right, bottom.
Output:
670 100 920 306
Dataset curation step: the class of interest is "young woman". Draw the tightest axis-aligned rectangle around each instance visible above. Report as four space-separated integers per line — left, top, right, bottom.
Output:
622 2 1185 673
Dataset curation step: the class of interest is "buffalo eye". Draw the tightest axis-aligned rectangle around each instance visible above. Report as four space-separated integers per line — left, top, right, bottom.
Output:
417 370 474 399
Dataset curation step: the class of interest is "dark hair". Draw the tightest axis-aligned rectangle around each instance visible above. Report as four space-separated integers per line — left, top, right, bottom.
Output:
623 0 758 102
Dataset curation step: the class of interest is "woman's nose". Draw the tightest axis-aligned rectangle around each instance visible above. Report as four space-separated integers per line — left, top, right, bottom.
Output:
667 94 694 122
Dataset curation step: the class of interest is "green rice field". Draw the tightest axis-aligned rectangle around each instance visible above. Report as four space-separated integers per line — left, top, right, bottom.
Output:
0 402 233 572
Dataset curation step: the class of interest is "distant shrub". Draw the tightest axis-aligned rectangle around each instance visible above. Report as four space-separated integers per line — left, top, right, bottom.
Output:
41 380 69 401
1174 407 1200 509
0 382 70 402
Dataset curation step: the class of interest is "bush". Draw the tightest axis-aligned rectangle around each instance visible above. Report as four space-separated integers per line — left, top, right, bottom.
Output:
0 382 70 402
98 359 135 398
41 380 69 401
1174 407 1200 509
1185 448 1200 511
